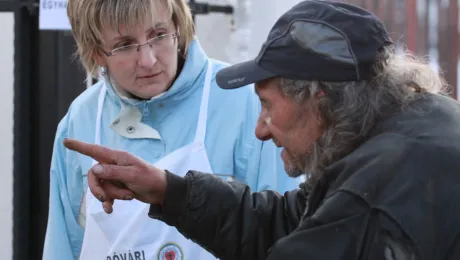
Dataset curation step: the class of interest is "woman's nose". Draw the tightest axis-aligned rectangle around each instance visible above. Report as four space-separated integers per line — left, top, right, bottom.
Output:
137 46 157 68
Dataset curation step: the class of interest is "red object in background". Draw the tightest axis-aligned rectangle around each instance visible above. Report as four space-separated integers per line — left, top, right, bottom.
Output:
338 0 458 98
405 0 417 53
437 0 458 99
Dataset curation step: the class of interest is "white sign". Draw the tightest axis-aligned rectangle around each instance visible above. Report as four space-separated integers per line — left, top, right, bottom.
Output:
39 0 71 30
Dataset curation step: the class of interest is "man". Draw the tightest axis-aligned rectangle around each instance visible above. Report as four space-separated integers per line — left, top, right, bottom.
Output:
63 0 460 259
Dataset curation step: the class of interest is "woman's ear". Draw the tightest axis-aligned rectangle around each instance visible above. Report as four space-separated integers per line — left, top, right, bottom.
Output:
94 49 108 67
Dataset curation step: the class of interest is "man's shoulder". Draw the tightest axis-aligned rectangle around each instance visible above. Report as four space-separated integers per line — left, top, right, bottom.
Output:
334 131 460 202
327 130 460 256
332 94 460 203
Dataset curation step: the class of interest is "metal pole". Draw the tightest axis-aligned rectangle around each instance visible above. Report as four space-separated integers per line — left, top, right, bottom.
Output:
189 0 196 22
188 0 234 23
13 3 38 260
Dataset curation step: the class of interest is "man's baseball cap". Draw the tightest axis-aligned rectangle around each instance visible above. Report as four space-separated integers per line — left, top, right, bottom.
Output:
216 0 393 89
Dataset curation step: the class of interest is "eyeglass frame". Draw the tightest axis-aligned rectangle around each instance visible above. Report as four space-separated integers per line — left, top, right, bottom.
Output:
99 31 180 57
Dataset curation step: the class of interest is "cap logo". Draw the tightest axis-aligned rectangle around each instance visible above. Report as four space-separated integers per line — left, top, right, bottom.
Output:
228 77 245 85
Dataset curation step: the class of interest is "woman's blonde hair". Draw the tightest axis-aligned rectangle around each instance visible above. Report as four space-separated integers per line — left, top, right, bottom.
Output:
67 0 195 77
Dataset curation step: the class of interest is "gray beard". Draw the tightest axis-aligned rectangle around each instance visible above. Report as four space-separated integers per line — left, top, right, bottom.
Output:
284 153 311 178
285 164 305 178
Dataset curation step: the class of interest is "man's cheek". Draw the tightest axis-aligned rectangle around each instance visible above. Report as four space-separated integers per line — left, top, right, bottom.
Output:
265 116 271 125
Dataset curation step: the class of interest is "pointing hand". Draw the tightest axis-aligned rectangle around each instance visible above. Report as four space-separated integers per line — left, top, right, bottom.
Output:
63 138 167 213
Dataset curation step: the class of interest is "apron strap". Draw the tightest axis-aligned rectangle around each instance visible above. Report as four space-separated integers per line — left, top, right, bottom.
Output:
194 60 213 143
93 84 107 165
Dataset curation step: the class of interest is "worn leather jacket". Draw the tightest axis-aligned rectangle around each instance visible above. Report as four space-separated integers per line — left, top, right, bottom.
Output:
150 93 460 260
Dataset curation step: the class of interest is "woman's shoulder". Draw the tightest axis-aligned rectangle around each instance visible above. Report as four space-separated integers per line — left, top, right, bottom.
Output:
55 81 105 136
65 81 104 119
69 81 104 108
208 58 260 114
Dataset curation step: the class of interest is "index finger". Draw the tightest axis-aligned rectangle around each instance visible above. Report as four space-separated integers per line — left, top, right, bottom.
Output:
63 138 118 164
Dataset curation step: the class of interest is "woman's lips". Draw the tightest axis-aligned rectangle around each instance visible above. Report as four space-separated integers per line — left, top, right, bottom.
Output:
137 72 162 83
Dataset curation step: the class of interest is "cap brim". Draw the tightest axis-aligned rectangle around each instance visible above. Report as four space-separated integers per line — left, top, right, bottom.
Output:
216 59 277 89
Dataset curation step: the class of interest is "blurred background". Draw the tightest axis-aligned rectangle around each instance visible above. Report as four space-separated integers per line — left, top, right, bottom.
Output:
0 0 458 259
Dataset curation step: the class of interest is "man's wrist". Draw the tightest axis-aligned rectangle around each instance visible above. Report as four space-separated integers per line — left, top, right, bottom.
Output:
148 170 187 220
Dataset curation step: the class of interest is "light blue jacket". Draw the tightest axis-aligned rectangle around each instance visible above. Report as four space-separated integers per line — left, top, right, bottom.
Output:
42 38 301 259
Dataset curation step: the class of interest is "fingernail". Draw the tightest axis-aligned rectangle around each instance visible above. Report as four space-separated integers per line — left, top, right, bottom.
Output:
124 195 133 200
98 195 105 202
93 164 103 174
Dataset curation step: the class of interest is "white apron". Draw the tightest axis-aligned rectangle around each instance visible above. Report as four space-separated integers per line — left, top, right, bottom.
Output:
79 61 219 260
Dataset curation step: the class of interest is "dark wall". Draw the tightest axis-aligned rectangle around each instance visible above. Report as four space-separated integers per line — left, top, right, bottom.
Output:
10 2 87 259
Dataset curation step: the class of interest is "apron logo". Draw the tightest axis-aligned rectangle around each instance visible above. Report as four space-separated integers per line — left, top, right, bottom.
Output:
157 243 183 260
107 250 146 260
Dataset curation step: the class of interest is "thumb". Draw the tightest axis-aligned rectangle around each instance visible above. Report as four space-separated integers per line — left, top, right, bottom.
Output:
91 164 134 186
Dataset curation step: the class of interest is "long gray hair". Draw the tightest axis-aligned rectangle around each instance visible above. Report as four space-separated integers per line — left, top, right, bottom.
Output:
280 45 449 187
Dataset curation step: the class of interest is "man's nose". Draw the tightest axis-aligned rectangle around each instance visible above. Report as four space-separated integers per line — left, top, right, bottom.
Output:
137 46 157 68
255 116 271 141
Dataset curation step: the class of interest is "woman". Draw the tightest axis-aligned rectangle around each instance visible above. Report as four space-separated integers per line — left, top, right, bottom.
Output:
42 0 299 259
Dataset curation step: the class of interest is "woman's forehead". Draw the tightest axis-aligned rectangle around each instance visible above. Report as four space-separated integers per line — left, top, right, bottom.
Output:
107 19 172 33
100 13 173 40
99 2 172 34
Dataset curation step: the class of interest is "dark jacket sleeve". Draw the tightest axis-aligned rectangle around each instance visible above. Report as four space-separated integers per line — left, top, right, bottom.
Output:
264 190 419 260
148 170 307 260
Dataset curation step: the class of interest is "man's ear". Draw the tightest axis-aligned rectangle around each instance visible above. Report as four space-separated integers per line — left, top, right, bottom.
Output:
313 90 326 125
315 90 326 98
